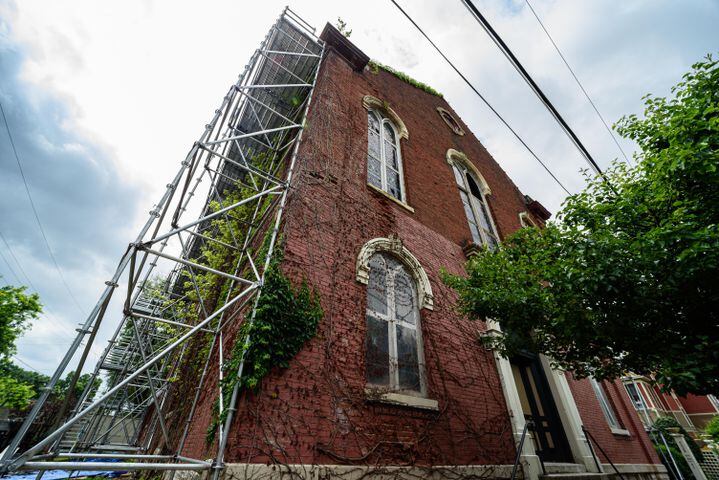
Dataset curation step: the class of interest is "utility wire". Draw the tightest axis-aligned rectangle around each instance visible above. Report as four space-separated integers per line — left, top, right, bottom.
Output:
0 247 22 285
524 0 631 166
0 99 87 316
13 355 43 374
0 231 77 343
1 230 41 294
389 0 570 195
460 0 615 190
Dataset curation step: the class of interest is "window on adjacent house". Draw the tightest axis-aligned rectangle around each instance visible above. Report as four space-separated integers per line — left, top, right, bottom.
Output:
519 211 537 228
451 162 499 249
591 378 621 429
624 382 647 410
365 252 424 395
367 110 404 201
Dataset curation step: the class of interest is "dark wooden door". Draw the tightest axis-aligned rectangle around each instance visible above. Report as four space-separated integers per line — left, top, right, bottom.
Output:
511 354 573 463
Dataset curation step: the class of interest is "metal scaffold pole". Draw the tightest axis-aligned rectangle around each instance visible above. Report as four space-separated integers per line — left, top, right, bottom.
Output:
1 7 324 476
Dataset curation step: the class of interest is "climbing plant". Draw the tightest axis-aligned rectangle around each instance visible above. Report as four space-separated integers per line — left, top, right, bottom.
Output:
368 60 443 98
206 250 323 444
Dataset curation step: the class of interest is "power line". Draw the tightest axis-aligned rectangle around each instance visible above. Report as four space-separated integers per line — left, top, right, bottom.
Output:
0 230 41 293
0 231 77 343
0 247 22 285
13 355 44 374
0 99 86 316
389 0 571 195
459 0 614 188
524 0 632 166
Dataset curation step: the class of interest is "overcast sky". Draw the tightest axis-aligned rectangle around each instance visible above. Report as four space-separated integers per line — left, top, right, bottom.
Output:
1 0 717 375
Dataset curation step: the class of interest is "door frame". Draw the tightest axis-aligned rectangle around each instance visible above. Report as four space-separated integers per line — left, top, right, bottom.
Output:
511 352 573 463
485 321 602 478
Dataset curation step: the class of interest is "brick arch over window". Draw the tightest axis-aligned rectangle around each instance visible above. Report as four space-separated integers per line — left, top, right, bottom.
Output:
356 235 434 310
362 95 409 140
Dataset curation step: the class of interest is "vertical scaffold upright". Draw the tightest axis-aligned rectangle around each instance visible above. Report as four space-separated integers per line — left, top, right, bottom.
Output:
1 7 324 476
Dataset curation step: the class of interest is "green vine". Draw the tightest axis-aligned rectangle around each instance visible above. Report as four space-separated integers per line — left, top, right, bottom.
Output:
368 60 443 98
206 249 323 444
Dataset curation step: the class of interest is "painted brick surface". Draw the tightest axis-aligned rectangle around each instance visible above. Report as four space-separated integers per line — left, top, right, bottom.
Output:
177 47 660 469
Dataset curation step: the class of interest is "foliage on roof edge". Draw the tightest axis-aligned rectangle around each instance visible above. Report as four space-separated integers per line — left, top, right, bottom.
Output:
368 60 443 98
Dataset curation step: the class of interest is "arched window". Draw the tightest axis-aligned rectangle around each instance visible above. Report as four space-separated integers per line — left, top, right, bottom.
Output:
367 110 405 201
437 107 465 136
365 252 425 395
447 150 499 249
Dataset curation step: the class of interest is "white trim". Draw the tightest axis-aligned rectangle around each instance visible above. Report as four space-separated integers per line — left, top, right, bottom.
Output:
611 427 632 436
519 211 537 228
356 236 433 310
367 109 407 203
436 106 465 136
446 149 500 248
362 95 409 139
365 389 439 411
367 183 414 212
364 252 427 396
538 355 601 473
446 149 491 195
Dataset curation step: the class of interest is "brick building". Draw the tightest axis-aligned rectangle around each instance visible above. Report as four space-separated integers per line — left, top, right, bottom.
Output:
177 23 667 480
623 374 719 433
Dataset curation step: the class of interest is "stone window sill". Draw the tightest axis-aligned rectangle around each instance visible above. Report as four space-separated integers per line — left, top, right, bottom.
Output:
611 427 631 436
365 388 438 411
367 183 415 213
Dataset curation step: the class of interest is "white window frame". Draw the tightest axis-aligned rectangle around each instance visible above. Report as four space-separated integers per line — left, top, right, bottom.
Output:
591 378 621 430
366 253 427 397
367 110 406 202
624 382 648 410
519 211 538 228
450 160 500 249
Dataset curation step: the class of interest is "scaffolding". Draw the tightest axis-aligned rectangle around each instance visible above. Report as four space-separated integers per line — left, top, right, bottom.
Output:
1 8 324 478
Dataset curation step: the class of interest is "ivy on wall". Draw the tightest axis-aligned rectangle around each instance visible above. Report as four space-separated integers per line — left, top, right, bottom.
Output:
368 60 443 98
207 251 323 444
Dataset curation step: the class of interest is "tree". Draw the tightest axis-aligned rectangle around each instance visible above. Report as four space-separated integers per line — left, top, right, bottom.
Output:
0 285 41 359
705 416 719 444
444 55 719 396
0 376 35 409
0 285 42 408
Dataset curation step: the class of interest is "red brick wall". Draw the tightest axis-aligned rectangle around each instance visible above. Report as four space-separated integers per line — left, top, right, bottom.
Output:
566 376 659 464
679 394 717 414
178 47 659 468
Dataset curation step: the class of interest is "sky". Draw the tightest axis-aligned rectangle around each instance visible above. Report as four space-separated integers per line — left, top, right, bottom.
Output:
0 0 717 376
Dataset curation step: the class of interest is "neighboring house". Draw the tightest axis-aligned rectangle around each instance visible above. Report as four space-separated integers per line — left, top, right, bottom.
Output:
623 374 719 432
173 22 667 480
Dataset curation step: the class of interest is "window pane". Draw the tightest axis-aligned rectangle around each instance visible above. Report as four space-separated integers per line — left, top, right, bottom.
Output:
474 197 493 232
460 191 482 244
385 141 399 170
383 122 396 144
591 379 620 428
397 324 420 391
367 255 387 315
467 174 483 198
485 232 498 250
368 128 381 158
387 169 401 199
366 315 390 386
452 165 465 186
368 156 382 189
394 270 415 325
368 111 380 133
